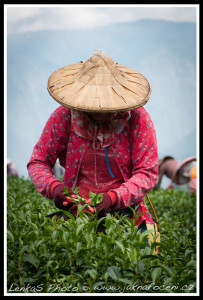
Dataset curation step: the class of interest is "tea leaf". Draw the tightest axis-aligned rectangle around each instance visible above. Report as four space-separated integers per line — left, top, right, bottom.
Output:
7 230 15 243
24 231 37 244
62 231 69 245
107 266 121 281
115 241 125 254
139 229 154 243
76 223 85 235
158 263 175 278
88 191 103 207
24 253 38 269
151 267 162 283
85 269 97 280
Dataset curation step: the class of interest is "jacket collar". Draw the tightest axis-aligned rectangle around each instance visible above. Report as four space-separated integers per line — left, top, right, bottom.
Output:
71 110 131 148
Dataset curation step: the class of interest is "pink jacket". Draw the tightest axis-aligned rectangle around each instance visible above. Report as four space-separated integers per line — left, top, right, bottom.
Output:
27 106 158 224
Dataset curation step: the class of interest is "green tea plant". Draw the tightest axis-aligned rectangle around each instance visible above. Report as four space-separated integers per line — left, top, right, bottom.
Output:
7 177 197 294
63 186 103 207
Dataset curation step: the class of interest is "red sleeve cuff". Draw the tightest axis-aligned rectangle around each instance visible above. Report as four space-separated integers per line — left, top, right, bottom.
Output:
49 181 63 198
107 191 117 207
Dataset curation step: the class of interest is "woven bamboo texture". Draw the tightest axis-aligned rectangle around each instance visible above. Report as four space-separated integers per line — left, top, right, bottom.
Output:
47 52 151 112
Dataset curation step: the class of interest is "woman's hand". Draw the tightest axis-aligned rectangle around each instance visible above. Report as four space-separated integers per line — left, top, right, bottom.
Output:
95 193 112 217
53 184 77 210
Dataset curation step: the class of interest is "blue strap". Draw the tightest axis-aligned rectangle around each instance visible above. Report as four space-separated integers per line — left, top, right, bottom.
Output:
105 147 115 178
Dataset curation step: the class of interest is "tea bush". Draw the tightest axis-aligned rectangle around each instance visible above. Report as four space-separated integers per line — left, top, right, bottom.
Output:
7 177 197 294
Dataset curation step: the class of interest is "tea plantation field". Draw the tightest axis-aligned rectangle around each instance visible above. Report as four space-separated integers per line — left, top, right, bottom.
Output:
6 177 197 294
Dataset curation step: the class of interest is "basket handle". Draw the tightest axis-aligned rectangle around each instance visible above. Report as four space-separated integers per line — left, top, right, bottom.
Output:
145 194 160 230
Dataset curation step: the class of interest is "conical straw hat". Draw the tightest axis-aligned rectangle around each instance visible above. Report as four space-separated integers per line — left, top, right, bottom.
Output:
47 49 151 112
173 156 196 185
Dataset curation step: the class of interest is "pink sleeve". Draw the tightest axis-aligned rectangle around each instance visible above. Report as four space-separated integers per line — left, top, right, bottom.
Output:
27 106 70 198
110 109 158 209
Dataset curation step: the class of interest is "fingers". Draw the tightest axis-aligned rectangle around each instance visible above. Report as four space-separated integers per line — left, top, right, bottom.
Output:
60 195 95 214
81 198 95 213
62 195 78 206
83 205 95 213
88 206 95 213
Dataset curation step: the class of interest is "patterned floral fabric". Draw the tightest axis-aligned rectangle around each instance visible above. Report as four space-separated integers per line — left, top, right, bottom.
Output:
71 110 131 148
27 106 158 225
